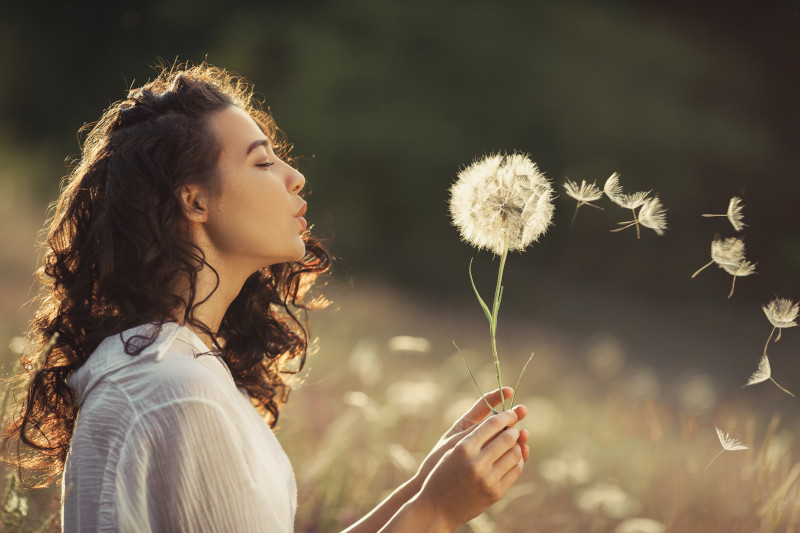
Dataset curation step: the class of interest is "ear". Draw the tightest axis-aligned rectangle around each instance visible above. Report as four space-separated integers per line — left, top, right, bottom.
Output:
178 184 210 223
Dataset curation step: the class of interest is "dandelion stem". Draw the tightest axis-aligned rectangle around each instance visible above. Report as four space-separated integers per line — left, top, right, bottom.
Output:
610 221 637 232
454 341 498 414
490 232 510 411
510 353 534 408
728 276 737 299
692 261 713 279
764 326 776 356
701 214 725 218
775 328 783 343
704 449 725 471
769 377 795 398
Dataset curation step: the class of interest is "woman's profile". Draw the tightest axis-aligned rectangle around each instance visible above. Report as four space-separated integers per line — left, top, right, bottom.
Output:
2 63 530 532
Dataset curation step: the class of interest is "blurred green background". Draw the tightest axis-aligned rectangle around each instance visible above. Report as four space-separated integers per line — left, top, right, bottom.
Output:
2 1 800 530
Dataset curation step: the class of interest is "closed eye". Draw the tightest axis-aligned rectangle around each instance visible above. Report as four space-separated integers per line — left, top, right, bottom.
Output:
256 162 275 169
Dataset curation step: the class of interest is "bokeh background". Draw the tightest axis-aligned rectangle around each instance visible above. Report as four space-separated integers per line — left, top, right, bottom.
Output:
1 1 800 531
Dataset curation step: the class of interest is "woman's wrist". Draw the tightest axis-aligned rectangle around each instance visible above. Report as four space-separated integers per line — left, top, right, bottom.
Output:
392 492 454 533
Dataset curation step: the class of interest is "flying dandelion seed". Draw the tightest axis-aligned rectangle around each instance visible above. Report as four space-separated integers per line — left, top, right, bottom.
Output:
701 196 746 232
744 353 795 397
450 152 554 411
691 237 746 279
563 179 604 225
762 297 799 355
613 196 668 237
604 173 652 239
721 259 756 299
705 426 748 471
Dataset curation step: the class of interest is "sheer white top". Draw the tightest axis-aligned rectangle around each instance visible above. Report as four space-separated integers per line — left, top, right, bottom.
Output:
62 322 296 532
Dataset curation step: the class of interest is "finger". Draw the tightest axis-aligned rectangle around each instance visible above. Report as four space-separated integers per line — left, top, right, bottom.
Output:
481 425 521 463
518 429 530 462
481 405 528 448
455 388 514 429
522 444 530 462
462 409 519 453
491 444 524 482
496 454 526 494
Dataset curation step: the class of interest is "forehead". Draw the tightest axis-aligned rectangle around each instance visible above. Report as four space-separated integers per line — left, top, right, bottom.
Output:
209 106 267 156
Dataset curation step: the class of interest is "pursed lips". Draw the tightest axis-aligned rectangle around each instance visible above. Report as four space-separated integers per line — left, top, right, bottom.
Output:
295 202 307 232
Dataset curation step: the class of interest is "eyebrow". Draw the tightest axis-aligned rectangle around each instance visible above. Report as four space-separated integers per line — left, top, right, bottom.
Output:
246 139 269 156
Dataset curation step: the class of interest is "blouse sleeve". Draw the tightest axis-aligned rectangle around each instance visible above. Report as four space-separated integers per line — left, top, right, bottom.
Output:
114 398 288 533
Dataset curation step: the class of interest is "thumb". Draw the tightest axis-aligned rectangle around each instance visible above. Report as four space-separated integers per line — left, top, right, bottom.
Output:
451 388 514 433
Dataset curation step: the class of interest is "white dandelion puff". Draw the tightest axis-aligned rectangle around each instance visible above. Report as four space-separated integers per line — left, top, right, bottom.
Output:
604 173 653 239
721 259 756 299
450 152 555 256
702 196 746 232
563 179 604 225
762 297 799 355
705 426 748 471
744 353 795 397
691 237 746 278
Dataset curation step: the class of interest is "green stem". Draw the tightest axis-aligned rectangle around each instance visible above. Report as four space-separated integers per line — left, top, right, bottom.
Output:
491 232 510 411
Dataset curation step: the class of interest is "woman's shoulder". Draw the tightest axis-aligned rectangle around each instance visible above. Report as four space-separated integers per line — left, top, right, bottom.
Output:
71 323 241 416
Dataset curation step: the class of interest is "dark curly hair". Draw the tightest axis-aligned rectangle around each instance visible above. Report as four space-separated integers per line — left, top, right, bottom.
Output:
2 62 331 487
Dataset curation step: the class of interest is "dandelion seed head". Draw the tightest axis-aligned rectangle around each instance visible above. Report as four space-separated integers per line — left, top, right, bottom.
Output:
722 260 756 278
450 152 554 255
763 297 799 329
564 179 603 204
746 353 771 386
727 196 746 231
710 237 745 266
714 426 748 451
603 173 650 209
637 196 668 235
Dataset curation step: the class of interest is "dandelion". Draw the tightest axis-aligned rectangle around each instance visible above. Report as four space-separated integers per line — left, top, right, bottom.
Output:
743 353 795 397
612 196 668 236
762 297 798 356
450 152 554 411
563 179 603 225
604 172 652 239
705 426 748 471
450 152 554 255
721 259 756 299
691 237 746 280
702 196 746 232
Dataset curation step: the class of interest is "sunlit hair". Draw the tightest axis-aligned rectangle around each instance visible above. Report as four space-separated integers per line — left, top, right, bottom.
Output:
2 62 331 486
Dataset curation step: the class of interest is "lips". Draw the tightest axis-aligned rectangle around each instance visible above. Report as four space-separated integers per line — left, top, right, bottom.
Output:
296 202 308 232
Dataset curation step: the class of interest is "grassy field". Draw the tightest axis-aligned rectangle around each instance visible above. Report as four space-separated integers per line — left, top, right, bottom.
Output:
1 196 799 532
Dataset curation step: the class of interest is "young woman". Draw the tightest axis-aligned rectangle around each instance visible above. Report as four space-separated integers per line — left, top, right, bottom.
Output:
3 63 530 532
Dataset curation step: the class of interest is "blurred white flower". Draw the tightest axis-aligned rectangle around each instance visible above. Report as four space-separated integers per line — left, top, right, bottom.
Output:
744 353 795 397
387 335 432 354
705 426 748 470
388 443 418 474
563 179 604 224
539 452 593 485
614 518 667 533
449 152 554 255
702 196 746 232
576 482 639 518
386 380 440 414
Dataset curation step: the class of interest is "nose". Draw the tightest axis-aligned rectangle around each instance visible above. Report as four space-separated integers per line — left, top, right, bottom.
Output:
288 167 305 195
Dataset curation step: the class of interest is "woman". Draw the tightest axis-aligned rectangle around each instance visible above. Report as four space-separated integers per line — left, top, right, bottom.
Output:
3 63 530 532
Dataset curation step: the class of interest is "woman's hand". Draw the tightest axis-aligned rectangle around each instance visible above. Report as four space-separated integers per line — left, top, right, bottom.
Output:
413 388 530 490
409 405 529 530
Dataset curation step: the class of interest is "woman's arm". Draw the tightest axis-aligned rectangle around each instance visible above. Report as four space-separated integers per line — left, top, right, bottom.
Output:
343 388 530 533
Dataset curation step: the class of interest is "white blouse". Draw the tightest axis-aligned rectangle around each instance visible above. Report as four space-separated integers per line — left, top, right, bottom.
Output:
62 322 297 532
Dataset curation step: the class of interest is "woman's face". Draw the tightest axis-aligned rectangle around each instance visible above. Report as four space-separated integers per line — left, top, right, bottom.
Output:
202 106 307 271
